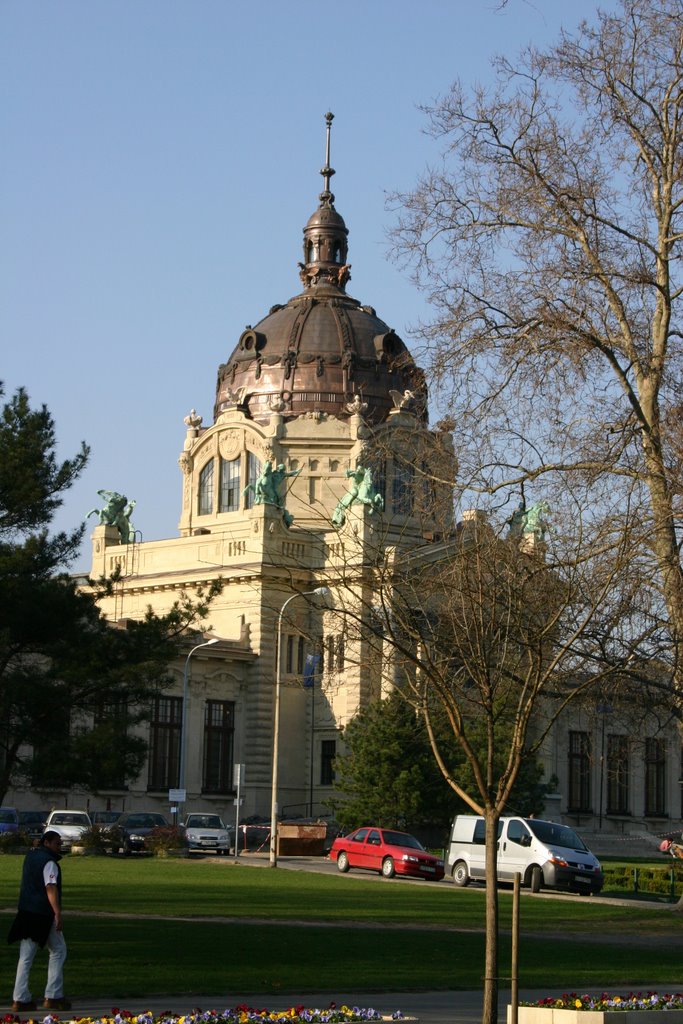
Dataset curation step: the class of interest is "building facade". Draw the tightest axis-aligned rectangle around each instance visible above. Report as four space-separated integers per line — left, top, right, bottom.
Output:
10 117 682 848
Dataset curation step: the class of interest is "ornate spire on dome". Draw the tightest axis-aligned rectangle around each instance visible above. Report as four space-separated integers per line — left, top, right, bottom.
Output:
319 111 335 206
299 112 351 292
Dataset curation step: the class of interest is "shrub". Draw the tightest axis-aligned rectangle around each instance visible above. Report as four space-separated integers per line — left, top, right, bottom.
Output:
0 830 30 852
73 826 112 854
144 826 186 855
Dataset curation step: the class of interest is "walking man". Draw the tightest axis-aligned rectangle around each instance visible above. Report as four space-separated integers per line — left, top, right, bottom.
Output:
8 830 70 1011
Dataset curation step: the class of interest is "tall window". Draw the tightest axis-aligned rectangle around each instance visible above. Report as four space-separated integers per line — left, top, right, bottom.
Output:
198 460 214 516
218 457 241 512
606 734 629 814
568 731 591 812
645 737 667 816
392 460 414 516
325 635 345 673
203 700 235 794
148 697 182 790
297 636 305 675
320 739 336 785
286 635 295 674
245 452 261 509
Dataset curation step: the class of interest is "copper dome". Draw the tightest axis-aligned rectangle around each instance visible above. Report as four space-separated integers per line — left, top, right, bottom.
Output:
214 114 427 426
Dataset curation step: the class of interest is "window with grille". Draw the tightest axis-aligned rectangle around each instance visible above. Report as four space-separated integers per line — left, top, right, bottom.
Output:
198 460 214 515
203 700 235 794
218 457 240 512
645 737 667 816
148 696 182 790
606 734 629 814
568 730 591 812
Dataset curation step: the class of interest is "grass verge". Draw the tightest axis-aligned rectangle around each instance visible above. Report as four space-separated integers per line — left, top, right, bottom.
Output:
0 856 679 997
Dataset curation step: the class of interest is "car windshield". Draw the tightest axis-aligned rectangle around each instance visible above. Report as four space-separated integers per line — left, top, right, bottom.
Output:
124 814 167 828
20 812 45 823
93 812 120 823
527 820 587 851
51 813 89 826
381 830 424 851
186 815 224 828
0 810 17 823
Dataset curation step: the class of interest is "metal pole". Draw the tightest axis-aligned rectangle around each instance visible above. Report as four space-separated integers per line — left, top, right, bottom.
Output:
179 638 220 822
270 588 329 867
511 872 520 1024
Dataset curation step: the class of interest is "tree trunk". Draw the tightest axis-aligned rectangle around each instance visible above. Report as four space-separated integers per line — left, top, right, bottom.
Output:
482 810 500 1024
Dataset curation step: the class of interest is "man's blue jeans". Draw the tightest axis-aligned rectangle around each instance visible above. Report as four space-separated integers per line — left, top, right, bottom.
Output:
13 923 67 1001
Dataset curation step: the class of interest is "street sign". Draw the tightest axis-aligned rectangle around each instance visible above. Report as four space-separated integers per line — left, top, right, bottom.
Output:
233 763 245 787
169 788 186 802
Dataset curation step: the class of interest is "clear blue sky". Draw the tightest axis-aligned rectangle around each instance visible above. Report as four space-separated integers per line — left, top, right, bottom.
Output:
2 0 619 572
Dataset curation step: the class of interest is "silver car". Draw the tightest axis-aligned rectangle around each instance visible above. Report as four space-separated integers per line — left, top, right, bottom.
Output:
183 813 233 854
44 810 92 849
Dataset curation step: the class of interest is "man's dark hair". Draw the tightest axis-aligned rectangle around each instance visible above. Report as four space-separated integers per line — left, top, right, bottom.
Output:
40 830 61 844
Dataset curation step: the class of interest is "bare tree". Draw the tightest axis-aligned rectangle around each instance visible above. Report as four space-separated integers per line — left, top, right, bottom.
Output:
389 0 683 693
320 499 647 1024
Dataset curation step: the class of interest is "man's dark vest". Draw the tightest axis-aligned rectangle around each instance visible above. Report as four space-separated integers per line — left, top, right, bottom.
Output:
18 846 62 917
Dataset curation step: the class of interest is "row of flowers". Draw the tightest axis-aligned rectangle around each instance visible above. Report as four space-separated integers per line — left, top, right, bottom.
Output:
523 993 683 1012
3 1006 406 1024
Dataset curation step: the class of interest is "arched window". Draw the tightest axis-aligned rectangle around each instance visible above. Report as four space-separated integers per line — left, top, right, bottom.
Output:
219 457 240 512
245 451 262 509
392 460 414 516
198 459 215 516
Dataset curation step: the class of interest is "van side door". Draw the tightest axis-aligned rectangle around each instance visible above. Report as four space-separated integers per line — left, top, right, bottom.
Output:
499 818 532 881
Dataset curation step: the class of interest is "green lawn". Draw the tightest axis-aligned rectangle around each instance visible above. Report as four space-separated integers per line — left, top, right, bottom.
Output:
0 856 679 998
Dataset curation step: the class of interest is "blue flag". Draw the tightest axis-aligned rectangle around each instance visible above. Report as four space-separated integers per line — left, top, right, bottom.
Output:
303 653 321 688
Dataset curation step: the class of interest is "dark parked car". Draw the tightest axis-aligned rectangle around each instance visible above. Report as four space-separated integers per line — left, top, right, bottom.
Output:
0 808 19 834
18 810 48 841
110 812 169 853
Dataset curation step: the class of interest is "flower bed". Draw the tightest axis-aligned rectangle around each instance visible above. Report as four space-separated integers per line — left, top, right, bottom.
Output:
5 1006 410 1024
510 993 683 1024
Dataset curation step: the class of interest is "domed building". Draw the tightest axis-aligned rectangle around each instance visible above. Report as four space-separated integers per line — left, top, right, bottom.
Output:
86 114 456 833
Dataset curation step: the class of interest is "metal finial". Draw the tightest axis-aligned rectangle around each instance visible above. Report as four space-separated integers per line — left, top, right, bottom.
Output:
319 111 335 204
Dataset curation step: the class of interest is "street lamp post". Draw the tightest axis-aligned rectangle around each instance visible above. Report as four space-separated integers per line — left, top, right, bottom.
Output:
270 587 330 867
178 638 220 820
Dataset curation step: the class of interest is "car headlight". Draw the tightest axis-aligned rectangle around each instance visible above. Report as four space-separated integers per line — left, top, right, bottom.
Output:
218 832 229 842
186 831 199 841
130 833 144 842
402 855 419 863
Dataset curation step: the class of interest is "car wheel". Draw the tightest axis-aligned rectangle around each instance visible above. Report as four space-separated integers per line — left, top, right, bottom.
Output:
337 851 350 873
452 860 470 887
381 857 395 878
530 865 543 893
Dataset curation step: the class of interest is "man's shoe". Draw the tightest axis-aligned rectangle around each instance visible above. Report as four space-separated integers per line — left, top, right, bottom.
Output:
12 1001 37 1011
43 998 72 1010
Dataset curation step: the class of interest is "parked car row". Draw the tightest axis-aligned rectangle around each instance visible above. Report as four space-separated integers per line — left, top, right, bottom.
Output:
0 807 236 855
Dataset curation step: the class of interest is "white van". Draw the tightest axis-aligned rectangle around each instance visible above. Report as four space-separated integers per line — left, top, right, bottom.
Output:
447 814 604 894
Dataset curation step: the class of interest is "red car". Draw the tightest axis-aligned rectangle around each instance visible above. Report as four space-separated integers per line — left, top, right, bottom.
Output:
330 826 445 880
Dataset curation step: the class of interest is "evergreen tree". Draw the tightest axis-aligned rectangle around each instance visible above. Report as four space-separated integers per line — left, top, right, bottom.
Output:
331 692 549 834
0 385 219 801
